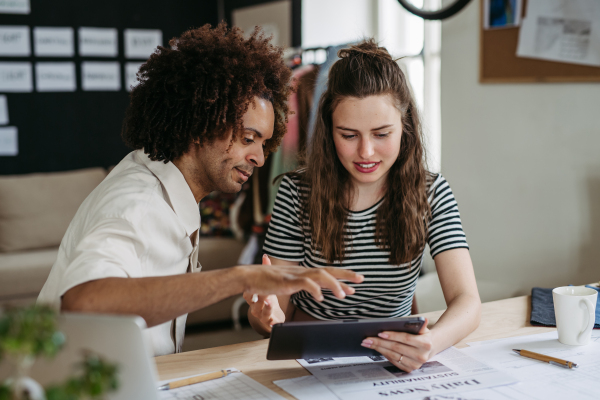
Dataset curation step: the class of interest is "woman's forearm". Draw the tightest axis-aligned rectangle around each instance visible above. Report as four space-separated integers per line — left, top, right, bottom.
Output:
429 292 481 355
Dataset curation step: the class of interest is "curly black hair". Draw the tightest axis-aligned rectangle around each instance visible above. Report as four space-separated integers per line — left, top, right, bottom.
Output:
122 22 292 162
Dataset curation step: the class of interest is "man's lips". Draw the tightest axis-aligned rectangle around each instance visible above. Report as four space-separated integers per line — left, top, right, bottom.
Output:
235 167 252 181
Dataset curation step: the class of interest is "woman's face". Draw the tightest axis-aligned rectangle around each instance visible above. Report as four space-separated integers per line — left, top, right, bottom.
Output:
331 94 402 189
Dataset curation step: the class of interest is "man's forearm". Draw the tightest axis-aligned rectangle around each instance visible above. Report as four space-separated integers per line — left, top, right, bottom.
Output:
61 267 248 327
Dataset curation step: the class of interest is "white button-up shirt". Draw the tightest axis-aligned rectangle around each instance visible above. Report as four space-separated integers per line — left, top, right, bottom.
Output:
38 150 201 356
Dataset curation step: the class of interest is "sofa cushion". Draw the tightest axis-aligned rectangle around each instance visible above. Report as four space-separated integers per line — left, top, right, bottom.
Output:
0 247 58 300
0 168 107 252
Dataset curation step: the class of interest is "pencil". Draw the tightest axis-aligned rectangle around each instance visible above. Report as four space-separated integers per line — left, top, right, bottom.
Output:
157 369 233 390
512 349 578 369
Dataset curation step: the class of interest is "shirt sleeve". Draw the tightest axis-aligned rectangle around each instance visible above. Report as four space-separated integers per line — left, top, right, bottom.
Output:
263 175 305 262
427 174 469 258
57 217 144 298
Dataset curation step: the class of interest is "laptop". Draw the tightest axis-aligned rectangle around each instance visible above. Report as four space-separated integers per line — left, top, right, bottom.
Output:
26 313 160 400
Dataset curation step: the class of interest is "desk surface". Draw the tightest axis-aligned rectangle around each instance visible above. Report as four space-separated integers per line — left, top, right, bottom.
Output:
155 295 553 399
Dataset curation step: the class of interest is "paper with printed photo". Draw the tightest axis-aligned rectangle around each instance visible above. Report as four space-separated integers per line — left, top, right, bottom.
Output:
81 62 120 91
0 62 32 92
516 0 600 66
78 27 118 57
35 62 76 92
124 29 162 59
0 126 18 156
0 0 29 14
0 26 30 56
298 347 517 400
33 27 74 57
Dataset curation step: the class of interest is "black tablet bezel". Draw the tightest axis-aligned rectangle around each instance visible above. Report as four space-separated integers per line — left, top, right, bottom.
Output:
266 316 426 360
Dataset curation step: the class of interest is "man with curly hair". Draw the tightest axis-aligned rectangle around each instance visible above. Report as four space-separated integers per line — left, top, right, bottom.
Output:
38 24 363 356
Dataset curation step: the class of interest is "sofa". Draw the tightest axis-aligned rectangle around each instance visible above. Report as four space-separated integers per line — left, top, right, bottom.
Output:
0 167 246 326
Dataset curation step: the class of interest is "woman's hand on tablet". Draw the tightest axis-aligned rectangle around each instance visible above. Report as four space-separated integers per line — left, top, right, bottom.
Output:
361 318 433 373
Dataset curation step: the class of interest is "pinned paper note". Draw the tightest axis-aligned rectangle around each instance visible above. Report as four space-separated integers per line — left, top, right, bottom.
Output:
33 27 74 57
0 95 8 125
35 62 76 92
0 0 29 14
0 26 30 56
124 29 162 59
79 27 118 57
0 126 17 156
517 0 600 67
0 62 32 92
81 62 120 91
125 62 143 92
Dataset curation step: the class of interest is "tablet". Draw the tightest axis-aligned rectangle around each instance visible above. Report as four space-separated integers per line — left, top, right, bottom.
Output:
266 316 425 360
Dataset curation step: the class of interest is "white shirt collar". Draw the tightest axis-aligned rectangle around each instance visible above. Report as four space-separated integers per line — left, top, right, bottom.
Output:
135 150 199 237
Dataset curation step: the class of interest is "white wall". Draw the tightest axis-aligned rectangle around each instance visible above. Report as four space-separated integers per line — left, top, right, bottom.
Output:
441 1 600 295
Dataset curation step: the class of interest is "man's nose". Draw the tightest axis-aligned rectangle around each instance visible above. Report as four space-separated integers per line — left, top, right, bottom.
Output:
248 148 265 167
358 138 375 159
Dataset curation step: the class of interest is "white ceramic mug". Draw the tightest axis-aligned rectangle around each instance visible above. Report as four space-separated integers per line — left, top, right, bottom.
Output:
552 286 597 346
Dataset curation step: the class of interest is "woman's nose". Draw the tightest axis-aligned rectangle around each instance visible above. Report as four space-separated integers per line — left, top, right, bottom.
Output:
358 138 375 159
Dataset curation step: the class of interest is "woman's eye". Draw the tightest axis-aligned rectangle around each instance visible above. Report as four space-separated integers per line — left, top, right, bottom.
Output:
243 138 254 144
342 134 356 139
375 132 389 138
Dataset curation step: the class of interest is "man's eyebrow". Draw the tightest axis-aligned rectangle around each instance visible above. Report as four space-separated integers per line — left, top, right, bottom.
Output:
335 124 394 132
244 127 263 138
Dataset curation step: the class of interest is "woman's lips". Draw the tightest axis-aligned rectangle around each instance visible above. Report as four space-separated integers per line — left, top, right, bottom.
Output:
353 162 380 173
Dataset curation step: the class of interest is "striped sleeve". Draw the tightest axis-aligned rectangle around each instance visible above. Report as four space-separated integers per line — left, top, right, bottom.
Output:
263 175 305 262
427 174 469 258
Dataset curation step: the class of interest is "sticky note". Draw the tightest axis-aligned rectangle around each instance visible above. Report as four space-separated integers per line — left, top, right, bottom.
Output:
35 62 76 92
124 29 162 59
81 61 120 91
33 27 74 57
0 62 32 92
0 126 17 156
0 26 30 56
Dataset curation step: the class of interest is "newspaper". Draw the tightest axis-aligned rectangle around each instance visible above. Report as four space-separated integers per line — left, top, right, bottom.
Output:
297 347 517 399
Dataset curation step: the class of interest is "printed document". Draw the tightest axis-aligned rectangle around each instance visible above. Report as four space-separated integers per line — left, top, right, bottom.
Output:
461 331 600 400
158 368 285 400
298 347 517 400
517 0 600 66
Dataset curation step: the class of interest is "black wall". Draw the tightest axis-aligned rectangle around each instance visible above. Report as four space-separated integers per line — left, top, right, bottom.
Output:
0 0 218 175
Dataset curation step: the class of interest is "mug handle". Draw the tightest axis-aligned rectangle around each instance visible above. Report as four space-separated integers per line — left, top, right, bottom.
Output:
577 298 596 344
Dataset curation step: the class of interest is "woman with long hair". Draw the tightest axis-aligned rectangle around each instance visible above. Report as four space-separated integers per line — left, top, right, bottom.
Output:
247 40 481 372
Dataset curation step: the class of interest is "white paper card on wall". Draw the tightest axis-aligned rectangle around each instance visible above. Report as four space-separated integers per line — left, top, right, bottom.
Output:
0 95 8 125
35 62 76 92
0 0 30 14
124 29 162 59
0 26 30 56
78 27 118 57
0 126 17 156
33 27 74 57
81 61 120 91
0 62 32 92
124 62 143 92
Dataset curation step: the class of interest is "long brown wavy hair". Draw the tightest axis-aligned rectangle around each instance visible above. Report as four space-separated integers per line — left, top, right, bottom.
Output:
298 40 430 266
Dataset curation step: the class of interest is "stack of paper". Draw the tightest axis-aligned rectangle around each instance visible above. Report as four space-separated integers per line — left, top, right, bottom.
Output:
275 330 600 399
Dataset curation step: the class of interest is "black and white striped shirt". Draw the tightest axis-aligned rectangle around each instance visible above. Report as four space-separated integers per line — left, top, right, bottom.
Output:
263 173 469 320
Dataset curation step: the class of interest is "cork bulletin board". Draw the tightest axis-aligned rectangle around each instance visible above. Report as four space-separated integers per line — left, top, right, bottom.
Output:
479 0 600 83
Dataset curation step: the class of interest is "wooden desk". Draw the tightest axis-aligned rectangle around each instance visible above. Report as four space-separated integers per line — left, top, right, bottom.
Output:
155 296 553 399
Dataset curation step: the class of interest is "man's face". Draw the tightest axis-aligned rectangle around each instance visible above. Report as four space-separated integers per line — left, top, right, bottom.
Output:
194 97 275 194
